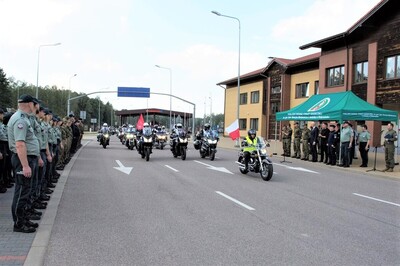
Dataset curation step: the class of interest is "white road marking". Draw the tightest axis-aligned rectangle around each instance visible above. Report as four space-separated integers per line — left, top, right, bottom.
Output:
215 191 255 211
194 160 233 174
113 160 133 175
353 193 400 207
165 165 179 172
274 163 319 174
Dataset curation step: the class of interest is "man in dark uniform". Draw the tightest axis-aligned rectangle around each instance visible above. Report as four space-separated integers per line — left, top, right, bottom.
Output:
310 121 319 162
8 95 41 233
327 124 336 165
319 122 329 163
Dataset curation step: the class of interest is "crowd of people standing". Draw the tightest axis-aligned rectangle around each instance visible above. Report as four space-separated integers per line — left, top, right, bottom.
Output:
281 121 397 172
0 94 84 233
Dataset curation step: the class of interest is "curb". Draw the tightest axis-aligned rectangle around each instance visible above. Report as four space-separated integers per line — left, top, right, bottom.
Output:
23 141 90 266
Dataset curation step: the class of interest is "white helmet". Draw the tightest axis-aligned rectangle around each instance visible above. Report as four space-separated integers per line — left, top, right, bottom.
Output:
103 123 108 127
176 123 183 129
143 122 149 127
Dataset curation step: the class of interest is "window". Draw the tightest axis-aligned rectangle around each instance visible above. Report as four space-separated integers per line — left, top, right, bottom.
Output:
354 61 368 83
239 119 246 130
385 55 400 79
314 81 319 95
295 83 309 98
250 91 260 103
326 65 345 87
240 93 247 105
250 118 259 131
271 86 281 94
271 102 280 114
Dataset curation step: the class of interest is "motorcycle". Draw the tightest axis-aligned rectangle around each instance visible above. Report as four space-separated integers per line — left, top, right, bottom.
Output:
154 131 168 150
138 128 153 161
237 137 273 181
197 130 219 161
125 131 136 150
170 129 188 160
100 132 110 149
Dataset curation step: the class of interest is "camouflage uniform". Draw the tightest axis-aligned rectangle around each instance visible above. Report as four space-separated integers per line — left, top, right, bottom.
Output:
282 125 292 156
301 125 311 160
292 125 302 159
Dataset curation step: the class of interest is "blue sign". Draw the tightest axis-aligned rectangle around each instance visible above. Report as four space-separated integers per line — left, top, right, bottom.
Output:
117 87 150 98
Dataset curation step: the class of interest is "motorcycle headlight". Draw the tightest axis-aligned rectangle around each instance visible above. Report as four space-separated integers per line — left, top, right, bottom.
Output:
179 138 188 143
208 140 217 144
104 134 109 138
144 138 152 143
159 136 166 140
260 148 267 154
127 134 133 139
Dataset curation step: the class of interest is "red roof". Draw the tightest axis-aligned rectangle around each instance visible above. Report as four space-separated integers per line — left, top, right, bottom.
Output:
217 52 320 86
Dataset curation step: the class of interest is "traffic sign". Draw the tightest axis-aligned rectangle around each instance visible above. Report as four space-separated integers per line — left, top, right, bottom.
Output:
117 87 150 98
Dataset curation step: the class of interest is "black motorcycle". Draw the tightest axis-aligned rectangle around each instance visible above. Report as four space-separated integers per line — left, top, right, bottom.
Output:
196 130 219 161
100 132 110 149
171 129 188 160
138 128 153 161
237 137 273 181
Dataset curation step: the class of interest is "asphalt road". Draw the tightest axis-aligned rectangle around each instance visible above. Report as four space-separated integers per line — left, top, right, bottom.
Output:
44 136 400 266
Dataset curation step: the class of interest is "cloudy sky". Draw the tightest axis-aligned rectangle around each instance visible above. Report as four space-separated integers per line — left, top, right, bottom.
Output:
0 0 381 117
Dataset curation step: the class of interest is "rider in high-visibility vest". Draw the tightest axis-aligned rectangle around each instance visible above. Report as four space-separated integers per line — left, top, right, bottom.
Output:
243 129 257 171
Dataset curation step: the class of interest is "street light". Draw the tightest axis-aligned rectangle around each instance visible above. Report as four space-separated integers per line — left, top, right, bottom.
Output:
155 65 172 130
36 42 61 99
212 11 241 144
67 74 77 116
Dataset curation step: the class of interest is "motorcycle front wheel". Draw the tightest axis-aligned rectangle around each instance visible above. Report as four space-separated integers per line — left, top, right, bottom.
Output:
210 149 216 161
238 156 248 174
181 147 186 160
260 162 273 181
145 149 150 161
103 143 107 149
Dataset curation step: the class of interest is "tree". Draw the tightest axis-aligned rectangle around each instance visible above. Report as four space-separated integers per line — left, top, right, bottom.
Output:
0 68 12 108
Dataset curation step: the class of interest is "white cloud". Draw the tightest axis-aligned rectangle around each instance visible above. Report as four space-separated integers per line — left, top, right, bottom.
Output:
271 0 382 46
0 0 77 47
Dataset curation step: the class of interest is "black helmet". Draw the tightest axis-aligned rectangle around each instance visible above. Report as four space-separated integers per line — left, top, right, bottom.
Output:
204 123 210 130
248 129 256 136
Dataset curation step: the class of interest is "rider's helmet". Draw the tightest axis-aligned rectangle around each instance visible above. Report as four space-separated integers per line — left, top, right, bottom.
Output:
204 123 210 131
143 122 150 128
176 123 183 129
161 126 165 130
103 123 108 127
248 129 256 139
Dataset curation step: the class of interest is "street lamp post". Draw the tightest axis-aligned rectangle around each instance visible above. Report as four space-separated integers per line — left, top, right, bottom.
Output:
155 65 172 131
67 74 77 116
212 11 241 145
36 42 61 99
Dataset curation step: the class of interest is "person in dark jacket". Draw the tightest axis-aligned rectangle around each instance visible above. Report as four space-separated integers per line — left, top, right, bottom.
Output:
327 124 337 165
310 121 319 162
319 122 329 163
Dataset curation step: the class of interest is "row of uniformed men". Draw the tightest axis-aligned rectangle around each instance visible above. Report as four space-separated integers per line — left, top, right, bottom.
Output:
5 94 80 233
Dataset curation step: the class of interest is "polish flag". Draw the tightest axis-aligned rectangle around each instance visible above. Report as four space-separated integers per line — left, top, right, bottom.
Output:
136 114 144 130
225 119 240 140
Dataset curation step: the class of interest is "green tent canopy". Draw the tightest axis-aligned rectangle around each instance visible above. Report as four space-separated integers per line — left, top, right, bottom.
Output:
276 91 398 122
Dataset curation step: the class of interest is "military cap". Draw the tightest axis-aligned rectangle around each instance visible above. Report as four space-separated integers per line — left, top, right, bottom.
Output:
18 94 39 103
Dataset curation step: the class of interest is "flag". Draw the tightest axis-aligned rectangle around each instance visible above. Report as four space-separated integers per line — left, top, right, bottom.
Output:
136 114 144 130
225 119 240 140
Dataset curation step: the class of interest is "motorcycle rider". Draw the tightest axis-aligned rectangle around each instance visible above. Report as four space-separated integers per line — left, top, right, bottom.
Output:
171 123 183 151
138 122 151 153
242 129 258 171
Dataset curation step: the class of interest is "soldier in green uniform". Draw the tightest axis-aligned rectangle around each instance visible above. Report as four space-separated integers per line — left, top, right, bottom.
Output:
8 95 40 233
51 116 62 178
383 122 398 172
56 119 67 170
292 122 302 159
301 124 311 161
281 124 292 157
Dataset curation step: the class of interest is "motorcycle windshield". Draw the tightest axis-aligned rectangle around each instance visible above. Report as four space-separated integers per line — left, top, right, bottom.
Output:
256 137 267 149
178 129 187 138
143 127 152 137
